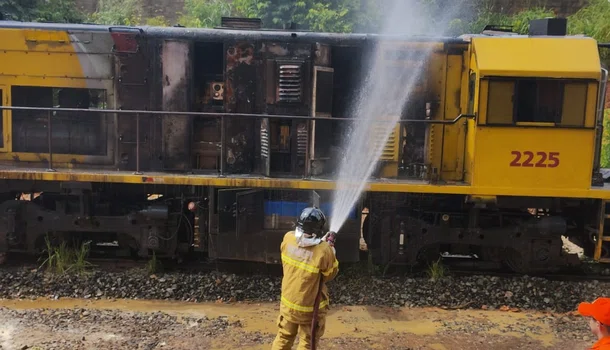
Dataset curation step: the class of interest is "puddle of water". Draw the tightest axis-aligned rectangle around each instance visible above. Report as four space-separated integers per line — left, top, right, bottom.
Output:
0 298 559 345
429 344 448 350
453 310 556 347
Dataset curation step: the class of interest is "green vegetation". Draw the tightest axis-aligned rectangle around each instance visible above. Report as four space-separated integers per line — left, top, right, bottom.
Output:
448 7 555 35
40 235 93 274
0 0 84 22
178 0 232 28
0 0 40 21
568 0 610 61
232 0 381 33
601 110 610 168
426 258 447 281
4 0 609 46
88 0 142 26
146 251 163 274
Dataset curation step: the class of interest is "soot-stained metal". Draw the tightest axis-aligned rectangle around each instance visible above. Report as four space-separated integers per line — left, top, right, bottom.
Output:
161 40 192 171
113 29 154 172
224 41 258 174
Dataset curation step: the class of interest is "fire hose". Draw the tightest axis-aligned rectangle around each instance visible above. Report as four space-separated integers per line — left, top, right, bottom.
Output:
311 231 336 350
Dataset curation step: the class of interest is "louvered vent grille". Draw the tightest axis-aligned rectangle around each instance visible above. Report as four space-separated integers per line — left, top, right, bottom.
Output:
371 124 399 161
278 64 302 103
296 123 308 156
261 124 270 158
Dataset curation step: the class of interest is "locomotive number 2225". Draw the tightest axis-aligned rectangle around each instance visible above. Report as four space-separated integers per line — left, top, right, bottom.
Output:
509 151 560 168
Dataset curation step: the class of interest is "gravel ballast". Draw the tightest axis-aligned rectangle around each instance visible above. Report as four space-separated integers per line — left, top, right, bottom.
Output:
0 268 606 313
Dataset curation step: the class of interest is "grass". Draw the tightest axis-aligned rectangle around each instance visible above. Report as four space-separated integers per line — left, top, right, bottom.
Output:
39 235 93 275
601 110 610 168
426 258 447 281
568 0 610 61
146 251 163 275
367 252 382 276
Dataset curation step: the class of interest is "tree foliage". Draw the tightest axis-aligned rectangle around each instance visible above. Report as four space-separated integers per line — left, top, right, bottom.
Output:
231 0 381 33
1 0 34 20
0 0 84 23
178 0 233 28
88 0 143 26
145 15 170 27
37 0 85 23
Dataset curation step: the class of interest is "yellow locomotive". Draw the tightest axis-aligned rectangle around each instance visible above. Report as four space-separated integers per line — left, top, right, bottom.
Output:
0 17 607 273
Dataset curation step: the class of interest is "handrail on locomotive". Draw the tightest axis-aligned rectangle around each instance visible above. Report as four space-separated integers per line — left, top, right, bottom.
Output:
0 105 475 177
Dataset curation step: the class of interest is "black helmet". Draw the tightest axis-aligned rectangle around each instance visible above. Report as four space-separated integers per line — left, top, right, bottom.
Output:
296 207 326 236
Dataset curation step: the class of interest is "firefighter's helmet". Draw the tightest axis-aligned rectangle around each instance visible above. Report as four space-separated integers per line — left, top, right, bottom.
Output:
296 207 327 236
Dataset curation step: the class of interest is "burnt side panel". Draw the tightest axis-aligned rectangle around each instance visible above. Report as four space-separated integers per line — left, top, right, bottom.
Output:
113 31 154 171
161 40 192 171
259 41 315 176
224 41 258 174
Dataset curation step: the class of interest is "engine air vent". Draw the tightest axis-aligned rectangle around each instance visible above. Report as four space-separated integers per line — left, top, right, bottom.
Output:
220 17 262 30
297 122 308 156
277 63 302 103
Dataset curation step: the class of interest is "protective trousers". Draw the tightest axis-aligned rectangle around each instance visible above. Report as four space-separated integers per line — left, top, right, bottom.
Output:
271 314 326 350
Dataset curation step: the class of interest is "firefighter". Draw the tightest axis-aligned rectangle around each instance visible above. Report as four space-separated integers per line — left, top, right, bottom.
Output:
271 207 339 350
578 297 610 349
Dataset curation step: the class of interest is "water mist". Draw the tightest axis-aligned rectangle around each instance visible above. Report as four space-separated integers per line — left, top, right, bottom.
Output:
328 0 462 233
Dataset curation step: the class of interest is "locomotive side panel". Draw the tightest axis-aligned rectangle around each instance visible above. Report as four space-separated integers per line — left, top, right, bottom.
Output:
0 28 116 167
113 29 156 172
438 49 469 182
161 40 192 171
224 40 258 174
191 41 225 173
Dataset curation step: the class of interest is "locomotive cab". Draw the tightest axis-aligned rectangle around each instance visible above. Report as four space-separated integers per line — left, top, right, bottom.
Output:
466 23 607 195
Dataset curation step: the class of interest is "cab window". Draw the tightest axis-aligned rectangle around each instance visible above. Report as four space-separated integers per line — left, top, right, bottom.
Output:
486 78 588 127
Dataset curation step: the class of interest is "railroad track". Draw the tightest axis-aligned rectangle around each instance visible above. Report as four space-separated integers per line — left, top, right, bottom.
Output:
0 251 285 276
2 251 610 282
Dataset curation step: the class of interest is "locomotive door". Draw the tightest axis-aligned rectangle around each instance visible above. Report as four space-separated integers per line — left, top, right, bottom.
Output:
259 117 271 176
0 86 8 152
217 188 243 234
236 189 264 237
212 188 266 262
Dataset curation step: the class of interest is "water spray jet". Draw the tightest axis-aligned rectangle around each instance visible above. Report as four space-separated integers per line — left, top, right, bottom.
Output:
327 0 463 234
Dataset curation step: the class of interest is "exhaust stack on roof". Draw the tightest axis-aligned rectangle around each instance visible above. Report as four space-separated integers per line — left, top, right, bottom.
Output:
529 18 567 36
220 17 262 30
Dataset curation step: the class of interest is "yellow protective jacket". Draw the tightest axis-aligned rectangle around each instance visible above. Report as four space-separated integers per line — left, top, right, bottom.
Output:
279 231 339 324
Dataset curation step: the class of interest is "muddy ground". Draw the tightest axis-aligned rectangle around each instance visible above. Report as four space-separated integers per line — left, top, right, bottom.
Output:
0 298 595 350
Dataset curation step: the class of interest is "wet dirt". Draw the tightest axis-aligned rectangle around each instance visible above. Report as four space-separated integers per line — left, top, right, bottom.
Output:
0 298 594 350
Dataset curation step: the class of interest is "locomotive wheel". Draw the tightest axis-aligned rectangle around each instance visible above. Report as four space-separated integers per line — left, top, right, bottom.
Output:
503 248 531 274
480 247 503 263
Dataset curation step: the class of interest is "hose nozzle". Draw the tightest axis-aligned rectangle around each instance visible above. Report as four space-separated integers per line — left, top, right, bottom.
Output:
324 231 336 247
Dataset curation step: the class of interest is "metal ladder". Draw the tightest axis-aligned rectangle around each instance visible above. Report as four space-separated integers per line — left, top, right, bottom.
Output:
596 199 610 262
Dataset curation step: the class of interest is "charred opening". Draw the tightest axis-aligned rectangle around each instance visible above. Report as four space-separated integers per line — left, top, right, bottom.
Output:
192 42 225 172
11 86 108 156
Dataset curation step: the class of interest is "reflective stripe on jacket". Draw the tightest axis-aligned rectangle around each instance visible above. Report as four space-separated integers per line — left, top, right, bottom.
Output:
279 231 339 324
